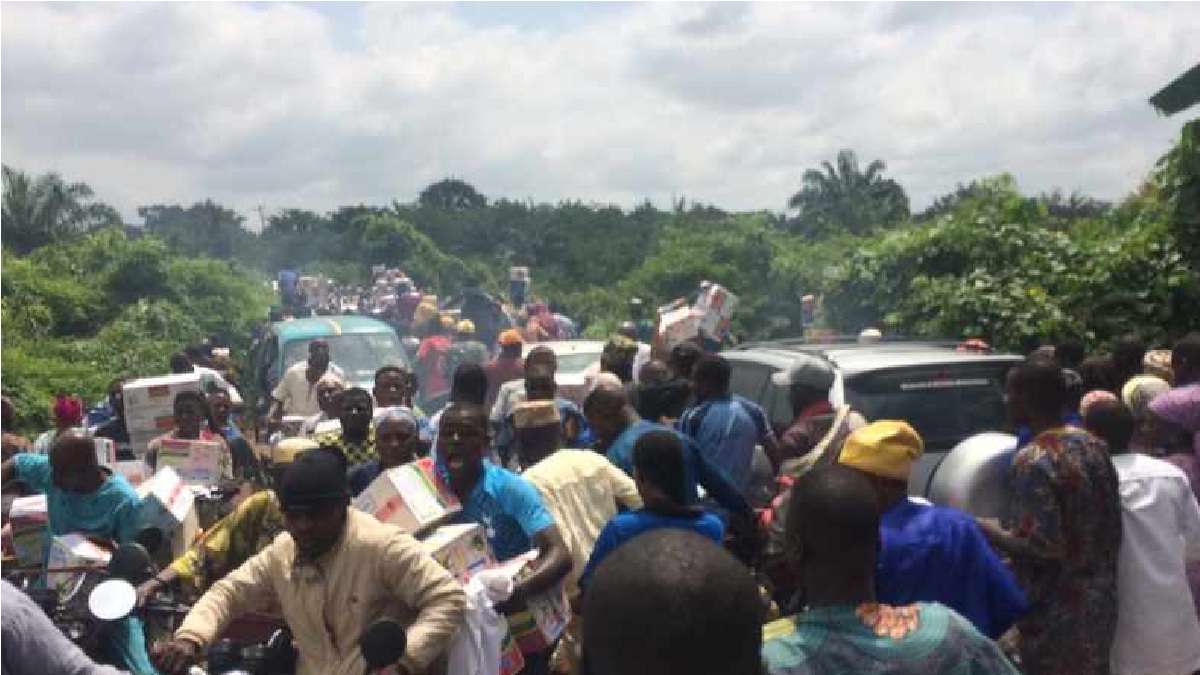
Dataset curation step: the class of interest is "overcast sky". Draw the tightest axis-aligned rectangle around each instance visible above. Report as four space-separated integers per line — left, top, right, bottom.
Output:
2 2 1196 224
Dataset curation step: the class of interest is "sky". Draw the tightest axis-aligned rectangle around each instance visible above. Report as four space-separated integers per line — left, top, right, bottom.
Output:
2 1 1197 224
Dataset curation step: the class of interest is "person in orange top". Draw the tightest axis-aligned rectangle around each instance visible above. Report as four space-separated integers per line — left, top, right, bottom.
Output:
485 329 526 411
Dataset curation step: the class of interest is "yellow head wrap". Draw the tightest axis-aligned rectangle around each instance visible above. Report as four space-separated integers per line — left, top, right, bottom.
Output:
838 420 924 482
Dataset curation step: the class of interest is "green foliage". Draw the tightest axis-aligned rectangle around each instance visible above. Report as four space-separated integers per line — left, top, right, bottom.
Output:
788 150 910 237
2 165 122 254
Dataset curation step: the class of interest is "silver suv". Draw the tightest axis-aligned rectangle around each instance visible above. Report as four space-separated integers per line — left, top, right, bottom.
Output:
724 339 1022 496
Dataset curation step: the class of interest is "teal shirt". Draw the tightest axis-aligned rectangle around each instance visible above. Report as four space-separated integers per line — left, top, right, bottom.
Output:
13 454 140 545
762 603 1019 675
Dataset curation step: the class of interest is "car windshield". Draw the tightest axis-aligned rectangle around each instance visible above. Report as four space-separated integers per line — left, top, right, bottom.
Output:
556 351 601 374
843 364 1015 451
282 334 409 383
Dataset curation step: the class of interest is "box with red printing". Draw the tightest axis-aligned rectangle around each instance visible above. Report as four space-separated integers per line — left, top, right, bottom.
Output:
493 551 569 655
353 457 461 535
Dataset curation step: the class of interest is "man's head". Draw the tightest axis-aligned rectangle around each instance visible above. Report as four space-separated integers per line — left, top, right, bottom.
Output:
49 432 104 494
668 341 704 381
524 364 557 402
601 336 638 384
1079 354 1118 394
107 377 133 420
169 352 193 375
373 366 415 408
582 529 764 675
206 390 234 428
583 383 634 449
338 387 373 435
278 449 350 561
1173 333 1200 386
1055 339 1086 372
449 363 489 406
638 359 670 386
498 329 524 359
1084 398 1135 455
374 408 419 469
691 354 731 402
785 464 881 597
512 400 562 466
1113 333 1146 382
524 345 558 374
1007 356 1068 427
837 421 923 507
173 391 208 438
771 355 836 417
316 373 346 417
307 339 331 371
632 430 689 508
617 321 638 342
438 403 490 483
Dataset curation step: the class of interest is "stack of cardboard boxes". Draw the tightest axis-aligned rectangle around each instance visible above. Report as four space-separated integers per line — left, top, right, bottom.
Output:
122 373 201 458
657 282 740 348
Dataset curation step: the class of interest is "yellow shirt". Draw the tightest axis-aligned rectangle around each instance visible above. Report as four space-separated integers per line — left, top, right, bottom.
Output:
169 491 285 599
522 450 643 598
176 509 466 675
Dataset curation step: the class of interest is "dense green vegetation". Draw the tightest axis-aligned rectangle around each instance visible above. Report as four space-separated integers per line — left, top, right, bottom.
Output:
3 121 1197 432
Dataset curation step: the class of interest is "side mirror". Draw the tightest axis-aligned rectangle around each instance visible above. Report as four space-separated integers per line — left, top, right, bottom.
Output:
109 542 155 584
88 578 136 621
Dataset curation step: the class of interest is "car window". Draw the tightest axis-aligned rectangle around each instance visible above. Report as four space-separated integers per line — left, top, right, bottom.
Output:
556 351 602 374
728 361 771 405
843 363 1016 451
763 378 794 432
282 334 410 383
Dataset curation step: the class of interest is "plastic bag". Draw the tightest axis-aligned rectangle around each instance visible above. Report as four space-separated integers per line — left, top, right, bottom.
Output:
447 573 518 675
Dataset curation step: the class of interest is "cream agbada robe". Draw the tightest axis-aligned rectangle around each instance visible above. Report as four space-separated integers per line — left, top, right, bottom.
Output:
175 509 466 675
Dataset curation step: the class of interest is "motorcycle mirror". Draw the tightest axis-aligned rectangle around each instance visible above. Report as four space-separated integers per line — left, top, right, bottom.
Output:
109 542 154 584
135 526 165 557
88 578 136 621
360 619 406 671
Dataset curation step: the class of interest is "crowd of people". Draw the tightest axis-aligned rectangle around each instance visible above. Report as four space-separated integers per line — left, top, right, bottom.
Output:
2 325 1199 675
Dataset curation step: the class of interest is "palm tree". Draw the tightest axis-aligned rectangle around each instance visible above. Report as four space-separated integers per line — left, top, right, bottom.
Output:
2 165 119 253
788 150 910 237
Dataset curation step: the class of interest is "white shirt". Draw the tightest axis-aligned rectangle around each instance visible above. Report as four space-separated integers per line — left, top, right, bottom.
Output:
1110 453 1200 675
271 362 345 417
193 365 243 405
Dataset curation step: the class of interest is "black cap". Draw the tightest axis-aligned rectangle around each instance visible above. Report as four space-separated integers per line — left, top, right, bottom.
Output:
278 449 349 513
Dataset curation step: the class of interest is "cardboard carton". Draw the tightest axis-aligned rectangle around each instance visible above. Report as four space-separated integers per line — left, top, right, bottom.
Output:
659 306 703 348
419 523 495 582
93 438 117 467
137 467 200 558
155 438 226 484
113 460 150 489
312 418 342 437
491 550 570 654
354 457 461 534
279 416 308 438
9 494 48 567
47 534 111 592
694 283 738 342
122 373 201 410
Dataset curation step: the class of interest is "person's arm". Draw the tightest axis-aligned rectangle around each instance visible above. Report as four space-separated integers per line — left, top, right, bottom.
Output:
169 540 278 653
1 457 15 484
377 532 468 674
966 520 1029 639
1176 480 1200 561
494 415 516 468
602 459 643 510
977 461 1064 565
508 525 572 605
4 454 51 493
3 581 126 675
689 440 753 522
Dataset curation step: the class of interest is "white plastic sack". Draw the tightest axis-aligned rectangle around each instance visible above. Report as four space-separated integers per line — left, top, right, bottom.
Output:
447 573 514 675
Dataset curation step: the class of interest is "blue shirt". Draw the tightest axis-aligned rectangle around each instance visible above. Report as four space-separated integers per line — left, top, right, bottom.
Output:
876 498 1028 639
446 462 556 561
605 420 753 521
679 395 772 491
578 509 725 589
13 454 141 546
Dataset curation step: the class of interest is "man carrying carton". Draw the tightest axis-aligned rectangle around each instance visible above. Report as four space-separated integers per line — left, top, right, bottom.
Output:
135 439 315 605
153 449 467 675
1 433 157 675
438 403 572 675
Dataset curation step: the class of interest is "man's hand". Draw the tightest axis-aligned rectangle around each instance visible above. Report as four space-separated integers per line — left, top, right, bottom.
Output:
152 638 200 675
135 578 163 609
494 586 529 616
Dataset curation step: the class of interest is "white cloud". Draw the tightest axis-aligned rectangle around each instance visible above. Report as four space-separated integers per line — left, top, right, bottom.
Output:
2 1 1195 222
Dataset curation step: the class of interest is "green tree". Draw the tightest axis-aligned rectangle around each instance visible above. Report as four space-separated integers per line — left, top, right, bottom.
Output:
788 150 910 237
418 178 487 210
2 165 121 253
139 200 255 260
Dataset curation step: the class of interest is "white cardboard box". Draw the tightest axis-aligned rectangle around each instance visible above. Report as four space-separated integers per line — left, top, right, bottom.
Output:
47 534 111 592
123 373 201 410
137 466 200 558
154 438 226 484
659 306 703 348
9 494 48 567
354 457 461 534
419 523 495 582
490 550 570 654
